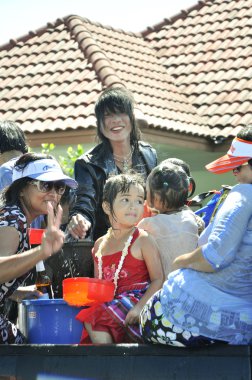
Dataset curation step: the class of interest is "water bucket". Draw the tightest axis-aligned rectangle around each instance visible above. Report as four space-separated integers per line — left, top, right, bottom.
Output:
21 298 83 344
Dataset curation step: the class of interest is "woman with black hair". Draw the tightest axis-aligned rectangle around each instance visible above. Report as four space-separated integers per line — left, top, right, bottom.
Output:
68 87 157 241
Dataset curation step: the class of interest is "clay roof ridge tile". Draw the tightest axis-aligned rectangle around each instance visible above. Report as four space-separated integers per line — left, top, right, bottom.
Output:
66 15 140 36
65 15 124 88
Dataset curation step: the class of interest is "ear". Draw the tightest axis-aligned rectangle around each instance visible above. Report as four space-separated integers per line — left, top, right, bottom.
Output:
102 201 110 215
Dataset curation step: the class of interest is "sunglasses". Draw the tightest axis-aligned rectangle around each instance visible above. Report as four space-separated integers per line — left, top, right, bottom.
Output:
29 180 66 195
233 160 252 174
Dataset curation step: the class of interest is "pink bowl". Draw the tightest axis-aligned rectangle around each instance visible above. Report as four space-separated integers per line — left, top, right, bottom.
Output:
63 277 115 306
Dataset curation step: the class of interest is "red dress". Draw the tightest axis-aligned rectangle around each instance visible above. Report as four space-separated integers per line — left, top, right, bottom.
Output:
76 228 150 343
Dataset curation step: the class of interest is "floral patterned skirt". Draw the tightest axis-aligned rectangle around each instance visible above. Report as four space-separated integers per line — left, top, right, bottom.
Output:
77 283 149 344
140 290 222 347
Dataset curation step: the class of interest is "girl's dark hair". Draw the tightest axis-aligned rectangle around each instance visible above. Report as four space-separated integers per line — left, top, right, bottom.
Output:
95 87 141 152
161 158 196 197
147 162 189 210
103 172 145 220
0 152 54 208
0 120 28 154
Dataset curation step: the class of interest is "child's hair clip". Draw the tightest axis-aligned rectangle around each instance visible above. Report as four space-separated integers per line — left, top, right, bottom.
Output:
163 181 169 189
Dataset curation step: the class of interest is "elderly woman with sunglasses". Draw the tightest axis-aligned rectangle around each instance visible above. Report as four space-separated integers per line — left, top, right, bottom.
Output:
140 126 252 346
0 152 77 344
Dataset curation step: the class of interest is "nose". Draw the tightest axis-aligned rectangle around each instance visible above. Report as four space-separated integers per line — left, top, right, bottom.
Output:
129 201 135 209
112 113 122 121
47 187 58 198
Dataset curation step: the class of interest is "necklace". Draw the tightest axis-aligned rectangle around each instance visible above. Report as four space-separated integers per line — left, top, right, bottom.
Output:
95 227 135 293
113 150 133 173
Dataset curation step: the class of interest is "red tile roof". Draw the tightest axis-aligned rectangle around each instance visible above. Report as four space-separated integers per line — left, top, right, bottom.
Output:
143 0 252 143
0 14 211 148
0 0 250 150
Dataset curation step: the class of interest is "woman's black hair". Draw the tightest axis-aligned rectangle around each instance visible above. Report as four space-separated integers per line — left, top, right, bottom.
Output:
147 162 189 210
103 172 145 221
0 152 54 208
0 120 28 154
95 87 141 152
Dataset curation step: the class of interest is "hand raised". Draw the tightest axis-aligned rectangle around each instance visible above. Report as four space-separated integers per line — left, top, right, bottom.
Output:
40 202 65 259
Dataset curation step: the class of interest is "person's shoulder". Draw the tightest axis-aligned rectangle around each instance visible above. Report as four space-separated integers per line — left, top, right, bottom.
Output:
138 141 155 151
0 204 26 226
75 143 105 164
138 216 155 228
0 157 16 172
137 227 156 243
232 183 252 193
231 184 252 202
93 234 106 250
138 141 157 165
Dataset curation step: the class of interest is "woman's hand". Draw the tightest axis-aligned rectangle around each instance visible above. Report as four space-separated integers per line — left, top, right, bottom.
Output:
40 202 65 259
124 304 143 326
9 285 42 302
68 214 91 239
172 248 215 273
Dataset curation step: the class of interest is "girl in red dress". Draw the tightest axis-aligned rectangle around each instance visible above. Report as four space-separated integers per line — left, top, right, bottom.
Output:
77 173 164 343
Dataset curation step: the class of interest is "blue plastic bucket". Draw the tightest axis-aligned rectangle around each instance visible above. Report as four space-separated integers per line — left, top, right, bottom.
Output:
22 298 83 344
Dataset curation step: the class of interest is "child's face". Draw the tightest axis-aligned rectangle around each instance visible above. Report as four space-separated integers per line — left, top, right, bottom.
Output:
110 184 145 227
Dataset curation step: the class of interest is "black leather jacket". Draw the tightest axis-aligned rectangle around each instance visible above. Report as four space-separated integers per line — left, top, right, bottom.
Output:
70 142 157 241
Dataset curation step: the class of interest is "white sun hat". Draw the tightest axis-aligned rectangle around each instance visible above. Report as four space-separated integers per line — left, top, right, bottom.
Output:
12 158 78 189
206 137 252 174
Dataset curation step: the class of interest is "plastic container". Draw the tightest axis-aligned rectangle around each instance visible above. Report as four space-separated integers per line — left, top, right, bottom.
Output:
28 228 45 245
63 277 115 306
21 298 83 344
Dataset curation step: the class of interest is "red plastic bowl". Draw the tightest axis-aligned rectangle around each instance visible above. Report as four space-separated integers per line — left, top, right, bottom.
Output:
63 277 115 306
28 228 45 245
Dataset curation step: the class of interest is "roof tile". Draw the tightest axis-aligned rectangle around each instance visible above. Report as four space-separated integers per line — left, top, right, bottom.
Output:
143 0 252 139
1 0 251 146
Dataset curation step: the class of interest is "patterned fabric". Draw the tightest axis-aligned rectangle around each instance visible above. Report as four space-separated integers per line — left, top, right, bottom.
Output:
142 184 252 345
76 228 150 343
140 290 222 347
0 205 31 344
77 283 149 343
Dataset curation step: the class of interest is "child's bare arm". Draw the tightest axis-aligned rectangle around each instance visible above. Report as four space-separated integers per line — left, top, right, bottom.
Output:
92 238 102 278
124 232 164 326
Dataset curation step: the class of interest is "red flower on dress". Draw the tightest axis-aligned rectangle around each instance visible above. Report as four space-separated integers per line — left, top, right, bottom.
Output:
103 264 116 281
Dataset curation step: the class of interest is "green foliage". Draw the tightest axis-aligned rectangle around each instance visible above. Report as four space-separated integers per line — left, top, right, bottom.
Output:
39 143 84 178
59 145 85 178
41 143 55 154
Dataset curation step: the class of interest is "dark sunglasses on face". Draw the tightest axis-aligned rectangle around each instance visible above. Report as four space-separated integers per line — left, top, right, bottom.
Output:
29 180 66 195
233 159 252 174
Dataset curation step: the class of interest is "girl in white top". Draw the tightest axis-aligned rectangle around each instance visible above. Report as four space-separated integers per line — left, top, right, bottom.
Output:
138 161 199 278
